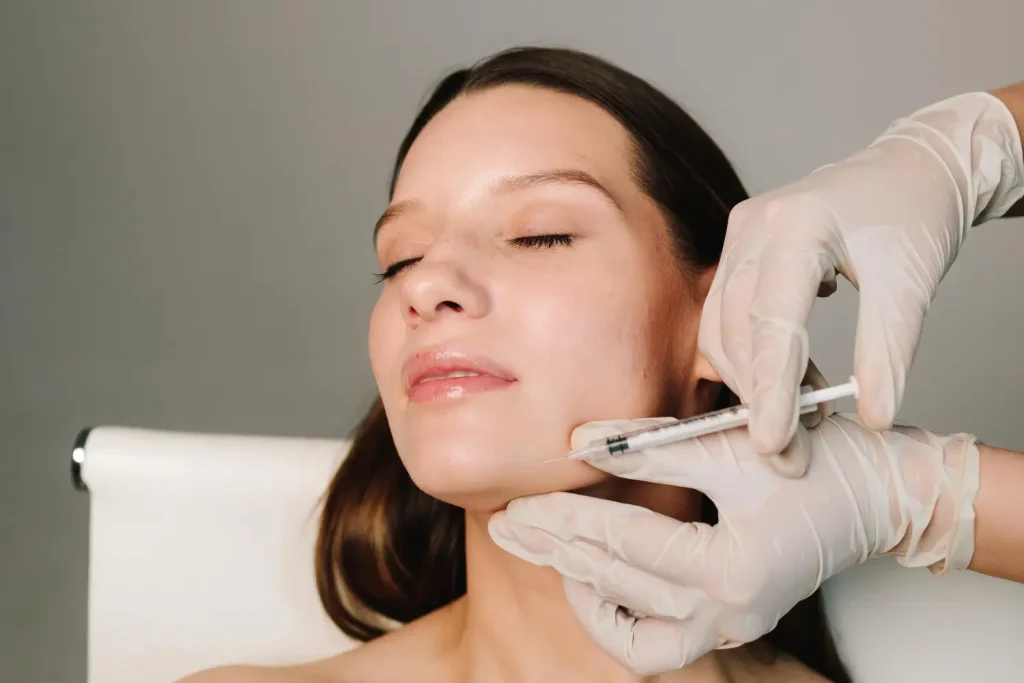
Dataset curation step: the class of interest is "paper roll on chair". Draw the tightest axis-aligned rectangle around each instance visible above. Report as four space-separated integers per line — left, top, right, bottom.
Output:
73 427 1024 683
73 426 359 683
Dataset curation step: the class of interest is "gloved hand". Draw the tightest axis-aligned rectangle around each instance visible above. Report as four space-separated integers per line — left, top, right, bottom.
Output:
699 91 1023 469
489 415 980 675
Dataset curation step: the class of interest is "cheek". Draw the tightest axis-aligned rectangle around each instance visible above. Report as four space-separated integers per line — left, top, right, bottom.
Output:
368 293 404 392
515 273 666 425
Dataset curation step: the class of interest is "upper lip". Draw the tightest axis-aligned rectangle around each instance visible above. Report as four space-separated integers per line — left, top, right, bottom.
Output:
403 347 517 390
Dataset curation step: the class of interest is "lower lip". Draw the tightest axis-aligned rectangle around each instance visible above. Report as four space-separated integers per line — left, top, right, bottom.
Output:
408 375 515 403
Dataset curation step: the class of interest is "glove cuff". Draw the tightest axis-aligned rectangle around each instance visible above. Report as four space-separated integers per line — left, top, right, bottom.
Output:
928 433 981 576
883 430 981 574
875 92 1024 236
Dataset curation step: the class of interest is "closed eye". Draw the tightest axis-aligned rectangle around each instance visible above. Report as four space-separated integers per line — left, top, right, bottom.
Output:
373 234 575 283
373 257 420 283
509 233 575 249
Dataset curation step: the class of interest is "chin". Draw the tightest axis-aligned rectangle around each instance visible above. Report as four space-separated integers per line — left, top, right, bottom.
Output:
397 431 610 512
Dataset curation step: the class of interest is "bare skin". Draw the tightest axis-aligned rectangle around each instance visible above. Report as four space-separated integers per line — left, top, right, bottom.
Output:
184 604 826 683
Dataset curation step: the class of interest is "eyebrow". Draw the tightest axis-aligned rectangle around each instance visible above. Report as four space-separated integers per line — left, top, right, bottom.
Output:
372 168 623 244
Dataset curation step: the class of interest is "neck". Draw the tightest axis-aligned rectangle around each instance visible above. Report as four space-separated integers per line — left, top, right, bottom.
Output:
452 503 723 683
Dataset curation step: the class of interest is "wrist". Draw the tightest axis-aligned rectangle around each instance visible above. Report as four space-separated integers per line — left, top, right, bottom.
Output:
967 444 1024 581
992 83 1024 218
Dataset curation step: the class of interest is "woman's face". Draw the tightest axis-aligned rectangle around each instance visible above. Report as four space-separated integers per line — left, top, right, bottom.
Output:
370 85 715 511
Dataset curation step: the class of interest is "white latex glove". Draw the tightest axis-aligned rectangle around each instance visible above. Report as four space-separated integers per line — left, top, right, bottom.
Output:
489 415 980 675
700 91 1023 469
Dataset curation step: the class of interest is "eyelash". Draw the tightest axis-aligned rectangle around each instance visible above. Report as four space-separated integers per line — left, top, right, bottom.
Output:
373 233 576 283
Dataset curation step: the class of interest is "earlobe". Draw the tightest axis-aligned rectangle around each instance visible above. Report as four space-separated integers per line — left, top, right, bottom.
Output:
693 351 723 383
689 350 726 418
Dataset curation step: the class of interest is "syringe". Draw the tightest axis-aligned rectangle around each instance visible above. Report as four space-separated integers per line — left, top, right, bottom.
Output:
562 377 859 461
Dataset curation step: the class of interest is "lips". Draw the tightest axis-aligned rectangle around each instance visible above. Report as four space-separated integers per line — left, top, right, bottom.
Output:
403 347 517 403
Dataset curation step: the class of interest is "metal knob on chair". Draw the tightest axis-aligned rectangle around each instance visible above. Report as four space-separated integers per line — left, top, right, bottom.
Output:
71 426 93 492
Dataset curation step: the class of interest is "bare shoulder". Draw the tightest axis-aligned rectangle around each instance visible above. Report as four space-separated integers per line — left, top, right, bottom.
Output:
175 649 408 683
174 647 415 683
176 663 333 683
311 602 462 683
178 604 461 683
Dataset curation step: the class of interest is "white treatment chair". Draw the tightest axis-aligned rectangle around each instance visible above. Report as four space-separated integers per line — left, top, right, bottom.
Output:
73 426 1024 683
72 426 359 683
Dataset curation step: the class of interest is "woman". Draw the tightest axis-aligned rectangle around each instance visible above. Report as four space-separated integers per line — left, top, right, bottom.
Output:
184 47 854 682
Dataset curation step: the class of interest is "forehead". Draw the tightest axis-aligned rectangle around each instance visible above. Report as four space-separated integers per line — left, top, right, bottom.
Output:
392 85 636 200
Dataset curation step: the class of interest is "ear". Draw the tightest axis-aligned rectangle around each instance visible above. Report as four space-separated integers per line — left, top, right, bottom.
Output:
691 266 723 384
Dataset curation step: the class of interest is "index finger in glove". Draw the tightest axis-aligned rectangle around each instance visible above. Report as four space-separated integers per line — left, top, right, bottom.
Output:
765 358 830 478
745 208 837 457
497 492 715 584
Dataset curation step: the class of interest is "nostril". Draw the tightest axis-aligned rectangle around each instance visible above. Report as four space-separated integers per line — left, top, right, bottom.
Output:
407 300 462 322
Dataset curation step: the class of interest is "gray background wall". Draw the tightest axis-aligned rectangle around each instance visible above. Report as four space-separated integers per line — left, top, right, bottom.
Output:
2 1 1022 680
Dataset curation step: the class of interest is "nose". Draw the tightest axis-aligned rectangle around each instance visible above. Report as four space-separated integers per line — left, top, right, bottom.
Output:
399 259 490 328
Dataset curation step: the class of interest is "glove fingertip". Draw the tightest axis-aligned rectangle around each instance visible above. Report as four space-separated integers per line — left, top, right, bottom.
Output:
487 509 509 532
766 427 811 477
747 412 794 457
852 369 899 431
856 400 895 431
768 446 809 478
748 360 807 457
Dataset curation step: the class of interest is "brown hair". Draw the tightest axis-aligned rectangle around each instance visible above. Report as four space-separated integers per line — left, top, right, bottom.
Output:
316 47 850 682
